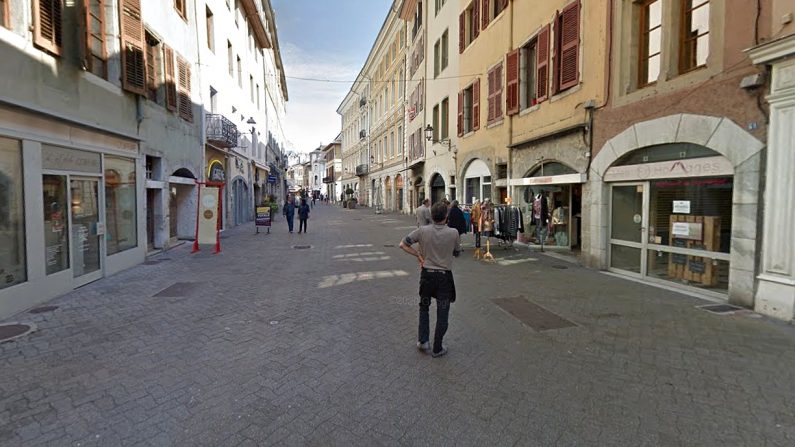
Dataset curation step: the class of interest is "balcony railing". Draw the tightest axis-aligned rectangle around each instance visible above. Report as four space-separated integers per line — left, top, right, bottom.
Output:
322 176 333 183
206 114 238 149
356 164 369 176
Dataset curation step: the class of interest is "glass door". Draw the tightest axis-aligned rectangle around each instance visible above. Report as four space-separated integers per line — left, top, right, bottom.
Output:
609 183 649 276
70 177 103 286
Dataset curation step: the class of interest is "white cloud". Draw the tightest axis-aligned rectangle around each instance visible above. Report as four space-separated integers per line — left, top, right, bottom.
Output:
281 43 360 152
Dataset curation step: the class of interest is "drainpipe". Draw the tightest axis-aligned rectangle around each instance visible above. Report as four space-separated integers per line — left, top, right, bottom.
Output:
507 0 515 203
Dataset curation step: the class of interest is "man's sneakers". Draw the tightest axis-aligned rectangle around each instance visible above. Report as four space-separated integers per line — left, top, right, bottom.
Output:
431 347 448 358
417 341 430 353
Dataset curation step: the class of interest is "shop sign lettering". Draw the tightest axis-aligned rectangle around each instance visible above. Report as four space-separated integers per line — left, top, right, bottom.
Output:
604 156 732 182
42 146 101 173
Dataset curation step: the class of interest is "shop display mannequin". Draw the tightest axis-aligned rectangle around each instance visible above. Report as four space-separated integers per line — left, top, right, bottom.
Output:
532 192 550 251
478 199 496 261
471 198 482 251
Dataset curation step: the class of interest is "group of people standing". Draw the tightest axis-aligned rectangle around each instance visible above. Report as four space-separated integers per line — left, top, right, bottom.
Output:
282 196 311 234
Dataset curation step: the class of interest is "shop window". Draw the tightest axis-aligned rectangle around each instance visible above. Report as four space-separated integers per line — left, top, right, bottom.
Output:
638 0 662 86
105 156 138 255
43 175 69 275
679 0 710 73
527 162 576 177
0 137 26 289
614 143 718 166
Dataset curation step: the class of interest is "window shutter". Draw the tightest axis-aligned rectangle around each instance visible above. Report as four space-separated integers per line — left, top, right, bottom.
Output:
459 12 465 54
536 24 550 103
506 49 519 115
487 69 495 122
473 78 481 131
559 1 580 90
163 45 178 111
419 78 424 112
473 2 480 40
482 0 489 30
33 0 63 55
457 91 464 137
177 57 193 122
495 64 503 119
119 0 146 95
551 10 561 96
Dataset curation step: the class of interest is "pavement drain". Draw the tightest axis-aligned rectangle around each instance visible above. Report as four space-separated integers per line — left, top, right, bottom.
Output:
29 305 59 314
0 323 36 343
698 304 745 315
293 245 312 250
493 297 577 331
153 282 204 298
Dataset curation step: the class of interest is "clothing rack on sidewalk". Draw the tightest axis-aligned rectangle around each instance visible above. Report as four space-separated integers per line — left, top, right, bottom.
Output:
494 205 524 249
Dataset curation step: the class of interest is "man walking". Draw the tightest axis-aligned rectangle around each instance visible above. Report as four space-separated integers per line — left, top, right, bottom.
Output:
415 198 432 227
400 202 460 358
297 198 310 233
283 196 296 233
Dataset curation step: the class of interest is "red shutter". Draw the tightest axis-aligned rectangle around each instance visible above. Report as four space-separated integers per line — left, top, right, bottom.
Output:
119 0 146 95
536 24 550 103
473 78 481 131
495 63 503 120
457 91 464 137
473 2 480 40
482 0 489 30
559 1 581 90
506 49 519 115
163 45 177 111
33 0 63 55
551 10 561 96
459 12 465 53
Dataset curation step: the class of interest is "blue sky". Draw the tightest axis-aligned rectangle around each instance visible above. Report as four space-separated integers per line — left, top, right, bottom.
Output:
272 0 394 152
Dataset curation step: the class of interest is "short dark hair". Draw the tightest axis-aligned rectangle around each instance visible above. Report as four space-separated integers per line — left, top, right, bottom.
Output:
431 202 448 223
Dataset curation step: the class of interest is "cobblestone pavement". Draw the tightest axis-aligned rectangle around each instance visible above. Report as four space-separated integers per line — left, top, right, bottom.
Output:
2 204 795 446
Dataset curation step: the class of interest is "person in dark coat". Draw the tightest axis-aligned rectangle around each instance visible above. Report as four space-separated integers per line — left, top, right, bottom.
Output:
297 198 311 234
283 197 296 233
447 200 467 235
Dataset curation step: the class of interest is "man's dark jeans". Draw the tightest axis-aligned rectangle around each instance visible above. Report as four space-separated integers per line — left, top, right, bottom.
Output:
418 269 455 354
299 218 307 233
286 213 295 232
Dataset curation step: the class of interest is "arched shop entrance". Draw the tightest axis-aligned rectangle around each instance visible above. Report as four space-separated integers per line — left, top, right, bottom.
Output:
514 162 584 249
463 159 491 204
430 173 446 204
395 174 404 211
587 114 764 305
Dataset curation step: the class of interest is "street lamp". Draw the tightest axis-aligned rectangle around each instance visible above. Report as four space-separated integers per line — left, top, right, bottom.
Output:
424 124 456 154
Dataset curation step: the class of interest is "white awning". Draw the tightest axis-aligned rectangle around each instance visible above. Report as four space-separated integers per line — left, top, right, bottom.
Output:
508 173 587 186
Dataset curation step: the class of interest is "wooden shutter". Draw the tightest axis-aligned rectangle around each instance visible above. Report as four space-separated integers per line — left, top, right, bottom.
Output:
536 24 550 103
457 91 464 137
506 49 519 115
33 0 63 55
559 1 581 90
495 64 503 120
177 56 193 122
163 45 177 111
482 0 489 30
459 12 465 53
551 10 561 96
487 68 495 122
419 78 424 112
472 78 481 131
119 0 146 95
473 2 480 40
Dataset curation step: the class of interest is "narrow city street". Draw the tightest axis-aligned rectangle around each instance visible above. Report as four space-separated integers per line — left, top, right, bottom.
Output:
0 204 794 446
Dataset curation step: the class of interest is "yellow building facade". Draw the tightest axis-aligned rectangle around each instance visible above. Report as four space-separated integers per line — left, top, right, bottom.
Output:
456 0 607 250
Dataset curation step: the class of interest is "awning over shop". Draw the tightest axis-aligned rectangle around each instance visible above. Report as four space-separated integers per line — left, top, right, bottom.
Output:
508 173 587 186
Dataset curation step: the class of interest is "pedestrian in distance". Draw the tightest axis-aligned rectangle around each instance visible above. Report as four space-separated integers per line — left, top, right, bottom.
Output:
447 200 467 252
283 196 296 233
415 198 432 227
400 202 461 358
298 198 310 234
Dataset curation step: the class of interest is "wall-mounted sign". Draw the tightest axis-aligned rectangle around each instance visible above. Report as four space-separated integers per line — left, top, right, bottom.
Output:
267 175 277 184
207 160 225 182
604 156 733 182
673 200 691 214
42 145 101 173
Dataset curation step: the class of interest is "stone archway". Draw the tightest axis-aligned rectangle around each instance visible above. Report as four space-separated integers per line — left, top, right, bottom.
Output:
584 114 765 306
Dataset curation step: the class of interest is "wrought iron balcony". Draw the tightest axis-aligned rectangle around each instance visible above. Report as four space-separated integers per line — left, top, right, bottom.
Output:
356 164 368 176
322 176 333 184
206 114 238 149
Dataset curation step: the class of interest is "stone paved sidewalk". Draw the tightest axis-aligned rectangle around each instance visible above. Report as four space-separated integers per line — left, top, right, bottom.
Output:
1 204 794 446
